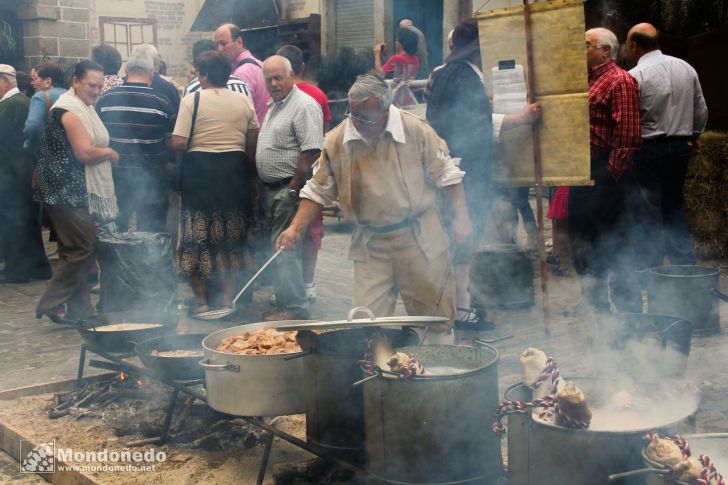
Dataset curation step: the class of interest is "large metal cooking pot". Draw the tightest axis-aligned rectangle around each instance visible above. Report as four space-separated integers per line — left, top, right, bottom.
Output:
303 326 419 462
470 244 535 310
647 265 721 336
200 321 307 416
504 378 699 485
641 433 728 485
594 313 693 380
362 343 502 485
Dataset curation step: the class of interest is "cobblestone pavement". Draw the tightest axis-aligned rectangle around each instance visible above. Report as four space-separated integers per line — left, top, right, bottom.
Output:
1 214 727 483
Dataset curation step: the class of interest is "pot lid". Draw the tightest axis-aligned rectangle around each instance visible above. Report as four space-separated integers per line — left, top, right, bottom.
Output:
275 306 448 332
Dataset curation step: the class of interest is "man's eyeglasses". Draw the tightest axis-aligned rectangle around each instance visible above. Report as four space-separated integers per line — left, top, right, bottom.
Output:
585 42 607 49
345 107 382 125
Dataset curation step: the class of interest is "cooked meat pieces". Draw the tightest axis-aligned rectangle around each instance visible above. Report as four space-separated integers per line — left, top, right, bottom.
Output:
214 328 302 355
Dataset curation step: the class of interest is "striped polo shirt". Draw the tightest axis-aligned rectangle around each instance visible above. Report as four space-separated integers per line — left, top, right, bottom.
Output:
96 82 177 168
183 75 251 98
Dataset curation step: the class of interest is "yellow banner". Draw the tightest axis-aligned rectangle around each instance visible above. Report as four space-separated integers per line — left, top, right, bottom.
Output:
477 0 591 187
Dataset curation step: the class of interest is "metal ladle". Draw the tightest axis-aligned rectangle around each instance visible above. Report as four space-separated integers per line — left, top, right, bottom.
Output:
193 249 283 320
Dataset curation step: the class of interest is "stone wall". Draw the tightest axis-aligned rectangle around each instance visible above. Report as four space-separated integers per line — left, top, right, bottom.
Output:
19 0 90 67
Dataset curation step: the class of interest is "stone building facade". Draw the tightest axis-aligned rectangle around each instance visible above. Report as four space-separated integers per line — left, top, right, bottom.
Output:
17 0 206 78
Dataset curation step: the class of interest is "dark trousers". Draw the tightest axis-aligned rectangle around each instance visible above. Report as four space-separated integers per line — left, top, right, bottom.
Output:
36 205 95 317
569 155 640 313
0 187 51 281
113 166 168 233
511 187 537 237
627 139 695 269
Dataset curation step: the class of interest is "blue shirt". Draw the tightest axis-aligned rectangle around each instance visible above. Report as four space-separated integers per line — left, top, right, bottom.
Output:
23 87 66 155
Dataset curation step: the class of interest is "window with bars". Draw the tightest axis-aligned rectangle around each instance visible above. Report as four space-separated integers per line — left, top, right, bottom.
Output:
99 17 157 59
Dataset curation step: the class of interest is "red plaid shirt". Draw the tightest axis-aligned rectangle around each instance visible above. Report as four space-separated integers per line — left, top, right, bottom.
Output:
588 60 641 180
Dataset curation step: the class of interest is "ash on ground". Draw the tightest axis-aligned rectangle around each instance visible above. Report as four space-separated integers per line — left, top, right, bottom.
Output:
47 375 266 451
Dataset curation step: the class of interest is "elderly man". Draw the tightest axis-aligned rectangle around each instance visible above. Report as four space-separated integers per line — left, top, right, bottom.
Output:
133 44 180 114
569 28 641 314
214 23 268 124
257 55 323 321
0 64 51 283
96 49 177 232
276 73 472 343
626 23 707 270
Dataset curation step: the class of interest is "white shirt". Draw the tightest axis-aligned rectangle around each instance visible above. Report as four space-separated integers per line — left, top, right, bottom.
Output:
301 105 464 207
0 87 20 103
629 50 708 139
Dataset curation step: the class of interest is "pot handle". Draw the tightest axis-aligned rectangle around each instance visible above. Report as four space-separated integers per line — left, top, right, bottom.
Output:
352 368 382 387
608 467 668 481
198 360 240 372
283 351 311 361
711 287 728 303
347 306 376 322
474 336 513 345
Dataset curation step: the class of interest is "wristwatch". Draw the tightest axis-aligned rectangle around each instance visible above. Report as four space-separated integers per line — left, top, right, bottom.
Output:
288 188 299 199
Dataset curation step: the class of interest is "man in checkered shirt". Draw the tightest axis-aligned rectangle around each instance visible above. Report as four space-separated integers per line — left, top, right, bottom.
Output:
256 55 323 321
568 27 641 314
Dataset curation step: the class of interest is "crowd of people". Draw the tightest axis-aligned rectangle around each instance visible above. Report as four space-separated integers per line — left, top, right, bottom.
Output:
0 16 707 340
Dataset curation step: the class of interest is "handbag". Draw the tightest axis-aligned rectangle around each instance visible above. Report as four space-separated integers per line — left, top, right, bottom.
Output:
171 90 200 191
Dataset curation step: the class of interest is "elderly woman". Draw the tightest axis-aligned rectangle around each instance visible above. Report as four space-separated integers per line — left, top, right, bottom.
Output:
172 51 259 317
91 44 123 93
23 62 67 155
34 60 119 322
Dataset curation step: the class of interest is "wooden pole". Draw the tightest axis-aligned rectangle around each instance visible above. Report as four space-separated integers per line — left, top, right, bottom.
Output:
522 0 551 337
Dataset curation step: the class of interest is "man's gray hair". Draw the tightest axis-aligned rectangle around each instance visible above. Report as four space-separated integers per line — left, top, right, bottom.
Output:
348 73 393 111
0 74 17 87
133 44 161 65
592 27 619 60
126 49 155 74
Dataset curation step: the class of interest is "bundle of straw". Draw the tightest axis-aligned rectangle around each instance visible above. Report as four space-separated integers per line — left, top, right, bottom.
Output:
684 131 728 258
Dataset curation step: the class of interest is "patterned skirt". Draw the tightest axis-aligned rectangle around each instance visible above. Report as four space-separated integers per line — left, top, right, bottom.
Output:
178 151 255 279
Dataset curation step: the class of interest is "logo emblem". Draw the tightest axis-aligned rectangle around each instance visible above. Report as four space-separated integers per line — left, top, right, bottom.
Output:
20 440 55 474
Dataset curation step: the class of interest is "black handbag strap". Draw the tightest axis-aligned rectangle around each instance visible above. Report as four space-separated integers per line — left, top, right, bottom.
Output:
186 90 200 150
235 58 261 69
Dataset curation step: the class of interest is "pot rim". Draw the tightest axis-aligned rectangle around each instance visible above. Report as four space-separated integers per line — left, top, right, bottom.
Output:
648 265 720 278
202 320 310 359
361 343 499 381
505 378 700 436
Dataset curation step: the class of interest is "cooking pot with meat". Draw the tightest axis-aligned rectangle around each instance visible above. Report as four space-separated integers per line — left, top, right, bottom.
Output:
200 320 308 416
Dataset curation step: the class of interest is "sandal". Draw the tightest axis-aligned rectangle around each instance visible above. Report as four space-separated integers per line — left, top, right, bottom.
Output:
454 307 496 331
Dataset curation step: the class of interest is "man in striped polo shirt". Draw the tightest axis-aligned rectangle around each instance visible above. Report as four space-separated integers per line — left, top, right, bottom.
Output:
183 39 250 98
96 48 177 232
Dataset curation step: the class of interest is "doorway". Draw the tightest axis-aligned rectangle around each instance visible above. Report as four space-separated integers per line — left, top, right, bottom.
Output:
393 0 444 71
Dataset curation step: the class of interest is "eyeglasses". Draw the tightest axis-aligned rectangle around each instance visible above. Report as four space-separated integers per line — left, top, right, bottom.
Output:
585 42 607 49
344 107 383 125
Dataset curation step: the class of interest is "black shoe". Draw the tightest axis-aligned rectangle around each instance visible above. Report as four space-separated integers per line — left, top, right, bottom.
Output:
454 307 496 331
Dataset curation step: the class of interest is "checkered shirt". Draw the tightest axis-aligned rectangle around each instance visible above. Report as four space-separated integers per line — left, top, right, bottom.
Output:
256 85 324 183
588 60 641 179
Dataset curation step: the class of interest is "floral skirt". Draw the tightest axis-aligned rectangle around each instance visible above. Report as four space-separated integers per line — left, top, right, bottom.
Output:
178 151 255 279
